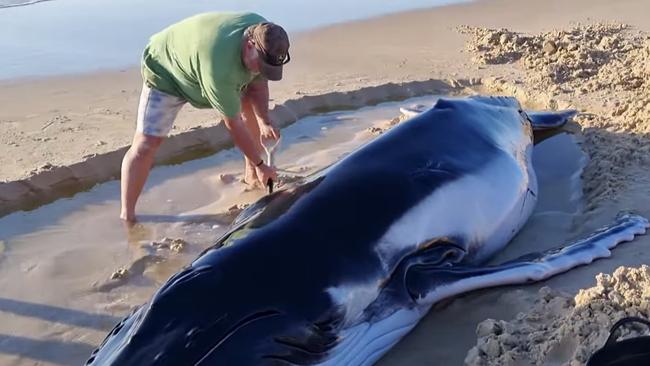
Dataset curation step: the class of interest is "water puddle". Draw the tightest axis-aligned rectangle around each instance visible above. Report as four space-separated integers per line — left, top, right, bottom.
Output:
0 96 586 366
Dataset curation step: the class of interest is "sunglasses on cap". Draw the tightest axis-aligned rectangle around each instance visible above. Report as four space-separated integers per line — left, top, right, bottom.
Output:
253 41 291 66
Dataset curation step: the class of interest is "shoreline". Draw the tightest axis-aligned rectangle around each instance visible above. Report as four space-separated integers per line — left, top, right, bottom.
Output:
0 0 473 81
0 0 475 84
0 0 52 9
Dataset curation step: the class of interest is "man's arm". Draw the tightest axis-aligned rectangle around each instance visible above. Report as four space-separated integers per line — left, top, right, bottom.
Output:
245 79 280 141
197 72 267 163
244 78 272 126
222 114 277 185
222 114 263 164
197 59 277 185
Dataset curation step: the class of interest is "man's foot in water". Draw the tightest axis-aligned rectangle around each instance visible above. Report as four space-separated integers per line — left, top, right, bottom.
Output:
242 165 262 190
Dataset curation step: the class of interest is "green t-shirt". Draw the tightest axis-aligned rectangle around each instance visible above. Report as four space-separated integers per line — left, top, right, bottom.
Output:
141 12 265 118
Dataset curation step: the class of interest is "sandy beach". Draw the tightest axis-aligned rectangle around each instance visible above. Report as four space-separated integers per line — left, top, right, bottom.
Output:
2 0 650 365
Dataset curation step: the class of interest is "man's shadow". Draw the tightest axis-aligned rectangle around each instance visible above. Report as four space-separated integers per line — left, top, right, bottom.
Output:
0 333 96 365
0 297 121 365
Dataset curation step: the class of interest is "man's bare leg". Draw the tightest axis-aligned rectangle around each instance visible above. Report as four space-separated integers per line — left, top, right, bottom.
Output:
241 96 264 188
120 133 163 222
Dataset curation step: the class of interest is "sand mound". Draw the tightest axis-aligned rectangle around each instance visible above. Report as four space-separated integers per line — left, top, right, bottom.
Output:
458 23 648 94
465 265 650 366
150 237 187 253
459 22 650 210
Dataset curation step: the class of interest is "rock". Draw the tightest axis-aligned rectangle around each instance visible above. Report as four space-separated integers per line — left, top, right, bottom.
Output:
543 40 558 55
480 338 502 358
464 347 483 365
477 319 504 337
170 238 186 253
111 268 129 280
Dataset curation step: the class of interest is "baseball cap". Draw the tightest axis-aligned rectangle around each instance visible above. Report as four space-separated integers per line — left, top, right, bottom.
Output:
249 22 290 81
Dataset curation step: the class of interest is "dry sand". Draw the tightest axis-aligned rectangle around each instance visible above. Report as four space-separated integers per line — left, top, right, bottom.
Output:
2 0 650 365
465 266 650 365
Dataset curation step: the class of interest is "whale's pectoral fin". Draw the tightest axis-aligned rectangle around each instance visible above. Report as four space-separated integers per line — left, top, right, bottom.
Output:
406 213 648 305
375 238 467 305
367 239 467 316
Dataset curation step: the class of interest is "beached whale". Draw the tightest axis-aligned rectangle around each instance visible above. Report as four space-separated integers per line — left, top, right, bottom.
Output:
86 96 648 366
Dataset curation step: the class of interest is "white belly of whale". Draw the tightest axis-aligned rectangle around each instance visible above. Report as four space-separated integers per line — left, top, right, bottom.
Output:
375 151 537 271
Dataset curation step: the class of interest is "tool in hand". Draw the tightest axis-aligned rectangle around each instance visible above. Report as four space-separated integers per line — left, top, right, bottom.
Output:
261 135 282 194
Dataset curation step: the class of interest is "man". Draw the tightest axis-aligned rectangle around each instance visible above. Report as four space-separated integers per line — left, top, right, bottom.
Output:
120 12 290 222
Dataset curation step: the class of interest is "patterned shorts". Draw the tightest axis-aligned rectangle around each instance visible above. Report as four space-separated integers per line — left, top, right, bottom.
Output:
136 83 186 137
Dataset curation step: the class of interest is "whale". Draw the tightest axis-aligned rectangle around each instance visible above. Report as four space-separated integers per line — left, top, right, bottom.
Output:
86 96 648 366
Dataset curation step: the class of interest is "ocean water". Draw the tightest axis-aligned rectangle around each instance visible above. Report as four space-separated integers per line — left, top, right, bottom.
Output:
0 0 50 8
0 0 469 80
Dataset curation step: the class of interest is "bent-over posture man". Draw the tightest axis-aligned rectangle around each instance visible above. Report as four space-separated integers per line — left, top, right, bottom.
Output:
120 12 290 222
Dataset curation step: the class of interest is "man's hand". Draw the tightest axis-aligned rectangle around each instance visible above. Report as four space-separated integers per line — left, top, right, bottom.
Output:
255 163 278 187
259 121 280 140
